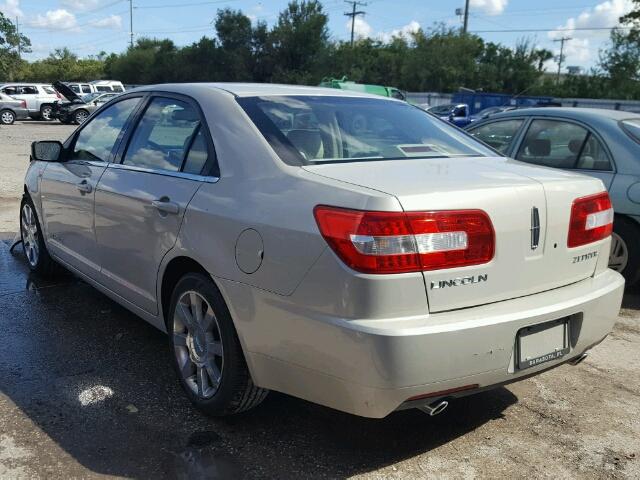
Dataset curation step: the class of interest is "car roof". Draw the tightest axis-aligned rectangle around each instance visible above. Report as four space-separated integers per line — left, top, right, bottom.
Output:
485 106 640 122
132 82 397 99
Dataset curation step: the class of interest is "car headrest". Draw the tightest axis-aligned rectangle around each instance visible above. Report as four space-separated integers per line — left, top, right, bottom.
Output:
287 129 322 160
171 108 199 123
527 138 551 157
568 139 583 154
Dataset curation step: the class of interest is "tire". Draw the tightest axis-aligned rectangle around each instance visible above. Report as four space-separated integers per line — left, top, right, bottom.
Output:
0 109 15 125
168 273 268 416
39 105 53 121
20 196 58 276
73 109 89 125
610 216 640 288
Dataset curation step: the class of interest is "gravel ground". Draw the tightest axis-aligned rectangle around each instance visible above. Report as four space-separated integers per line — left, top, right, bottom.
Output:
0 122 638 479
0 121 75 233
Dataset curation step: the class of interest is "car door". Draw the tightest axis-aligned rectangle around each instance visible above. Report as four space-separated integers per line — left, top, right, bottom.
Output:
19 86 39 111
94 94 216 315
39 96 144 277
467 118 526 154
514 118 615 188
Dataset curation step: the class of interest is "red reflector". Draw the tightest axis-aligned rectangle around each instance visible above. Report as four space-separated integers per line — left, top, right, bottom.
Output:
567 191 613 248
20 100 26 108
407 384 480 402
313 206 494 274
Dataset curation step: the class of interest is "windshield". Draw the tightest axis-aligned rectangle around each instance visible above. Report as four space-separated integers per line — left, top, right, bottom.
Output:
82 93 100 102
238 96 492 165
428 104 454 116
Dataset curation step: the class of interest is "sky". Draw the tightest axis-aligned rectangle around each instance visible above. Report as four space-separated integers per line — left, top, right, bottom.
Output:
0 0 635 73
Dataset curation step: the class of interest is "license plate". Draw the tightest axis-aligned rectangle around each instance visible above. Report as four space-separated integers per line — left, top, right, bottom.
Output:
517 318 570 370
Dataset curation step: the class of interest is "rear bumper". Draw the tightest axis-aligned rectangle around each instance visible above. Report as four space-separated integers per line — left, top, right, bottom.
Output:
223 269 624 418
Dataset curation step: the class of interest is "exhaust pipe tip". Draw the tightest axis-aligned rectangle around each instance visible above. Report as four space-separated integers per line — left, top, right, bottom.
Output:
569 352 588 366
418 400 449 416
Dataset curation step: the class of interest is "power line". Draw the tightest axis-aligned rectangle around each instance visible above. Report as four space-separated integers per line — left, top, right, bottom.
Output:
554 36 571 83
344 0 366 47
134 0 241 9
469 26 631 34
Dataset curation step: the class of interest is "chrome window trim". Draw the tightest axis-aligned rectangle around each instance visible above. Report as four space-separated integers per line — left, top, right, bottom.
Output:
107 162 219 183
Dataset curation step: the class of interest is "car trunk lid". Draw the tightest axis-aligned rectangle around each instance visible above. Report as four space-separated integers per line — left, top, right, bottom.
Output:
304 157 608 312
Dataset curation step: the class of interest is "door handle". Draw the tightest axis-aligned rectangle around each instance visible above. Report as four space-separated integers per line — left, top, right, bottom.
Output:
151 199 180 215
76 181 92 194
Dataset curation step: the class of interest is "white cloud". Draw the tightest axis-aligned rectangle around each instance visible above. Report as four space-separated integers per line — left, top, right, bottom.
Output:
548 0 633 67
378 20 421 42
60 0 102 11
470 0 508 16
0 0 23 18
348 17 372 38
28 9 78 30
90 14 121 29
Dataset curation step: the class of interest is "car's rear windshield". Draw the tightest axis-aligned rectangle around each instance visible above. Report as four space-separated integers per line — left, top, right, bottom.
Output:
620 118 640 143
237 96 493 165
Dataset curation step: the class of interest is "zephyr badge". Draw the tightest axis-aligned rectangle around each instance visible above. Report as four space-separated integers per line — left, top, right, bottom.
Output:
531 206 540 250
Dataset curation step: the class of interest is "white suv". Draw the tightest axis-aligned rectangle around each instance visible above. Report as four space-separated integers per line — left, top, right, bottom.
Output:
0 83 61 120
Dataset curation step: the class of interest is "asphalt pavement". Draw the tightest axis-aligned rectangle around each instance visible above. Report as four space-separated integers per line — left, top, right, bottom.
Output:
0 234 638 479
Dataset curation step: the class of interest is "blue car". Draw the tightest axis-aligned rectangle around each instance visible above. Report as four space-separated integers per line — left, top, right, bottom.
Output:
467 107 640 286
428 103 470 127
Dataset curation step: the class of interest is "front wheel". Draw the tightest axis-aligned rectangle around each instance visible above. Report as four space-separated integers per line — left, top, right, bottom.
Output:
20 196 58 276
609 216 640 287
168 273 268 416
73 109 89 124
0 109 16 125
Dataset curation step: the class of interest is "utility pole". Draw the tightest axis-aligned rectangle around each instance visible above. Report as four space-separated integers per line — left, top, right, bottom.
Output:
554 36 571 83
129 0 134 49
462 0 470 34
344 0 367 47
15 16 20 59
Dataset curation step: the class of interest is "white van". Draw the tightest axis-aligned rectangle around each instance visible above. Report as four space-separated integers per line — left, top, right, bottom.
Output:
90 80 126 93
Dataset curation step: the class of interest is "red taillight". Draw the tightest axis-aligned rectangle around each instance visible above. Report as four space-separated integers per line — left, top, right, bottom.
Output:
313 206 495 274
20 100 26 108
567 192 613 248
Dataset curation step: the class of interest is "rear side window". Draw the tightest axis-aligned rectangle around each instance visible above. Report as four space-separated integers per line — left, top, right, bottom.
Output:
69 85 80 93
182 127 209 175
469 119 523 153
516 119 611 171
41 86 55 94
82 85 92 93
21 86 38 95
122 97 202 172
71 97 141 163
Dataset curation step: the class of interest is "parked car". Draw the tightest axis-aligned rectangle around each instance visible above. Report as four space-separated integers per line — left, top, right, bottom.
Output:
90 80 125 93
427 103 471 127
0 92 29 125
0 83 61 120
65 82 94 95
467 107 640 287
21 84 624 419
468 105 518 123
82 92 120 106
52 81 102 124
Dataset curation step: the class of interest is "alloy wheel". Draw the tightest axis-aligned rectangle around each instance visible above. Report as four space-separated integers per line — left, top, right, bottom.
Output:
173 291 224 399
41 107 52 121
1 111 14 124
21 203 39 267
75 110 89 124
609 232 629 273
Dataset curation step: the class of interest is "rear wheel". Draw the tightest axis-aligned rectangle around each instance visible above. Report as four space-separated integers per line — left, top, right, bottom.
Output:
39 105 53 121
0 109 15 125
168 273 268 416
73 109 89 124
610 216 640 287
20 196 58 276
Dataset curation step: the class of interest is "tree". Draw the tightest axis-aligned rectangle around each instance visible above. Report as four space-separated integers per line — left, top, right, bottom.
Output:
599 28 640 99
0 12 31 81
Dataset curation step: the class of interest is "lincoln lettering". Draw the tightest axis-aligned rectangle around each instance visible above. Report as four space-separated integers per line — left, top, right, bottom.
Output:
430 274 488 290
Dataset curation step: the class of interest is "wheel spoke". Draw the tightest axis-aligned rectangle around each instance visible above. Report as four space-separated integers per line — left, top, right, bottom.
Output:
178 355 194 379
173 332 188 347
197 366 207 396
176 303 194 329
190 292 204 324
205 362 221 387
201 309 215 331
207 340 223 357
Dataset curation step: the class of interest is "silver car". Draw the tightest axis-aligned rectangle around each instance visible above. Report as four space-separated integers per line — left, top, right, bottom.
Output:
21 84 624 418
0 83 61 120
467 107 640 287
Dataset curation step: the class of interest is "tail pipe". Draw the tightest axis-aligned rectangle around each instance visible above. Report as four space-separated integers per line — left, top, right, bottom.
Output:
418 399 449 416
569 352 588 366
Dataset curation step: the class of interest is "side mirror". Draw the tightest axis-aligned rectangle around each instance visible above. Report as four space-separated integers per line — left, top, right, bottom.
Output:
31 141 63 162
94 101 99 106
